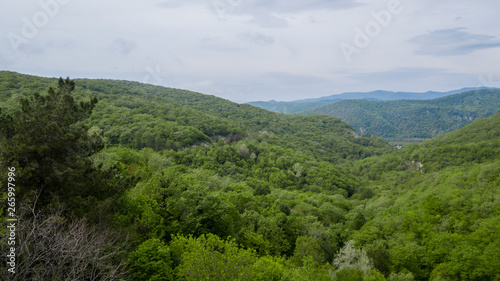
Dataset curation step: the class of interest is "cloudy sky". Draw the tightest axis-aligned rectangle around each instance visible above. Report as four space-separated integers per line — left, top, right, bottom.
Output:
1 0 500 102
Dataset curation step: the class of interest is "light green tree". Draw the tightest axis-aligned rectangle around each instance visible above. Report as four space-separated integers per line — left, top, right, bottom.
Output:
173 234 257 281
333 240 373 273
129 238 174 280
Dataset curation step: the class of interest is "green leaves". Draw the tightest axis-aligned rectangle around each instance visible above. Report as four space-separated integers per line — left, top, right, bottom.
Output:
172 234 257 281
301 89 500 142
0 77 101 205
129 238 174 280
2 72 499 280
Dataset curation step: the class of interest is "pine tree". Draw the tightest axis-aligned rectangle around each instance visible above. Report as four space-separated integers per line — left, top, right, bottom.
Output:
0 77 101 205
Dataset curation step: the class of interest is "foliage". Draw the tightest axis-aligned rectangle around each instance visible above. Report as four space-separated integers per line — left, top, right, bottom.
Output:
332 240 373 275
128 238 174 280
0 77 105 207
247 100 332 114
343 114 500 280
172 234 257 280
0 71 392 164
300 89 500 142
1 72 499 280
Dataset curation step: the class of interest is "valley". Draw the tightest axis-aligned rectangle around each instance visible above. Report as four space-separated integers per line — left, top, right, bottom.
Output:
0 71 499 280
250 88 500 144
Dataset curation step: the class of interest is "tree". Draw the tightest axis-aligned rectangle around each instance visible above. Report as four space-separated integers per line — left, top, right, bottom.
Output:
172 234 257 281
291 236 325 266
251 256 289 281
0 203 129 280
0 107 14 139
128 238 174 280
332 240 373 275
0 77 100 205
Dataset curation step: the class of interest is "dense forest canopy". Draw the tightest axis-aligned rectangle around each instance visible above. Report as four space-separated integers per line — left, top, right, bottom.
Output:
299 89 500 142
0 71 392 163
247 88 486 114
1 72 499 280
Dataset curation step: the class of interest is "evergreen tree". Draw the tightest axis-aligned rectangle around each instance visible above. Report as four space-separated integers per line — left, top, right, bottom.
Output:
0 77 101 205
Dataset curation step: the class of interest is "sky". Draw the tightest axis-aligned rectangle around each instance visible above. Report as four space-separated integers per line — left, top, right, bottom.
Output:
1 0 500 102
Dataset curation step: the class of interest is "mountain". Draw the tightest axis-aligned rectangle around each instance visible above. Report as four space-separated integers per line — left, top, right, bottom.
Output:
0 71 392 163
244 100 331 114
247 88 493 114
1 71 499 280
299 89 500 142
343 113 500 280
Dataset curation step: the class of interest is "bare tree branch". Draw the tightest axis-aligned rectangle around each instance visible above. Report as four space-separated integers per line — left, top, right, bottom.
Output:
1 203 130 281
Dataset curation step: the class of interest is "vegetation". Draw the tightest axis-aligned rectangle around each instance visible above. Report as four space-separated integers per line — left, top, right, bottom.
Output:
247 88 486 114
1 72 499 280
247 100 334 114
341 113 500 280
0 71 392 163
299 89 500 142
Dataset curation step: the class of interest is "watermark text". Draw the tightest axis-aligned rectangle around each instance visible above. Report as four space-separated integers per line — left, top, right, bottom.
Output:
340 0 403 63
7 0 71 51
5 167 17 274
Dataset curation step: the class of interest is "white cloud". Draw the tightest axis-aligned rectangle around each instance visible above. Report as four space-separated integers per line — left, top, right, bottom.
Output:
410 28 500 56
241 31 275 45
0 0 499 102
109 38 138 55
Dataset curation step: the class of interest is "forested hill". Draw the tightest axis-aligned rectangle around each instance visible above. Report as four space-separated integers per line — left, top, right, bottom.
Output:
340 112 500 280
247 88 488 114
299 88 500 141
247 100 334 114
1 71 499 280
0 71 391 163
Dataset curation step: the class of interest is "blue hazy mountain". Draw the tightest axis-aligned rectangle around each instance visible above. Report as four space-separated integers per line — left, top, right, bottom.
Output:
247 87 495 113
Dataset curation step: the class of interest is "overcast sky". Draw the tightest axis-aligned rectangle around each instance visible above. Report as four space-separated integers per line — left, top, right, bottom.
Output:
1 0 500 102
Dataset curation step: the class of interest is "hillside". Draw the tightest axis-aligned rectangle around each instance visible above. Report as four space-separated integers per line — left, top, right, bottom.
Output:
247 88 490 114
245 100 332 114
300 89 500 142
0 71 392 163
341 112 500 280
1 72 499 280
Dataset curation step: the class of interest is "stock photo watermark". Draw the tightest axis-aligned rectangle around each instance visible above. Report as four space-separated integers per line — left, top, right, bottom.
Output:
340 0 403 63
7 0 71 51
143 64 166 86
478 74 500 88
140 51 183 88
212 0 243 20
5 167 17 275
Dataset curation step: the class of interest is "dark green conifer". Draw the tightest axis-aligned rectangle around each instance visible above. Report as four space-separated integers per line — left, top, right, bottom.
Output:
0 77 100 205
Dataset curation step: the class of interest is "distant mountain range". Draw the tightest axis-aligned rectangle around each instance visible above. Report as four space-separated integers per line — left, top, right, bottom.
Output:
300 88 500 142
247 87 496 114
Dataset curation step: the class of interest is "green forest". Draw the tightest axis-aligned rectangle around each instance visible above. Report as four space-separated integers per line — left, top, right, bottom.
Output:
247 100 335 114
299 90 500 142
246 88 479 114
1 72 499 281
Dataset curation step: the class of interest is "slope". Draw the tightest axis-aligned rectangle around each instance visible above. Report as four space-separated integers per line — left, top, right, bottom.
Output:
0 72 393 279
0 71 392 163
246 100 332 114
2 71 499 280
342 113 500 280
300 89 500 141
247 88 490 114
